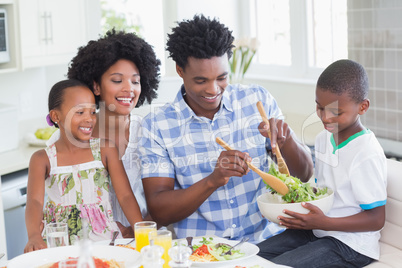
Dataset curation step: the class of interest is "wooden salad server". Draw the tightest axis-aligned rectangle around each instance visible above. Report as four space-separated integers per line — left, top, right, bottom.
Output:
256 101 290 176
216 137 289 195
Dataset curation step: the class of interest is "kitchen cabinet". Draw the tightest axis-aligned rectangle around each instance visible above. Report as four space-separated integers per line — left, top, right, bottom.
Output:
18 0 87 68
0 0 19 74
0 175 7 262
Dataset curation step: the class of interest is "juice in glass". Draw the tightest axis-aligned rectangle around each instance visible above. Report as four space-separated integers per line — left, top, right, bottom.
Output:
134 221 157 252
151 230 172 268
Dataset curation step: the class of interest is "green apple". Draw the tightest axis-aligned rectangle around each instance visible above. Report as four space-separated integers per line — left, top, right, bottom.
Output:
35 127 57 140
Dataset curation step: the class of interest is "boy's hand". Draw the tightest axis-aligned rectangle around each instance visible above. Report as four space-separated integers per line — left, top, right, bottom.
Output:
24 235 47 253
278 202 326 229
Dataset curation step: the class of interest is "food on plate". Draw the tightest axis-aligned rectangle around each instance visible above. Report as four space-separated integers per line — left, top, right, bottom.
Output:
234 266 262 268
265 164 328 203
34 126 57 140
37 257 124 268
190 237 245 262
116 244 135 250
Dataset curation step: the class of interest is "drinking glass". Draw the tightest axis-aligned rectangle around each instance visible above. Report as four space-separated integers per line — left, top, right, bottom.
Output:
134 221 156 252
45 222 69 248
149 230 172 268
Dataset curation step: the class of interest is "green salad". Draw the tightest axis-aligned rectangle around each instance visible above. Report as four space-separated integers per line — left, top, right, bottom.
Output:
192 237 245 261
265 164 328 203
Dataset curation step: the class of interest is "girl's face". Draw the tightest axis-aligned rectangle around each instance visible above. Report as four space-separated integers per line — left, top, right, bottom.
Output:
315 87 369 140
177 56 229 120
53 86 97 142
94 59 141 116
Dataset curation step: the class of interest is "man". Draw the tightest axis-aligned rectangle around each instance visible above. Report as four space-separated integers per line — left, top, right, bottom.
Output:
139 14 313 243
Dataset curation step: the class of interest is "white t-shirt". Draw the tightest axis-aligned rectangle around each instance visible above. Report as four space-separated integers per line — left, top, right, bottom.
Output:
313 129 387 260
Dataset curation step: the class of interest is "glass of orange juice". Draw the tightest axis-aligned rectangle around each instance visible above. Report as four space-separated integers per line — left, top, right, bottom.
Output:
134 221 157 252
149 230 172 268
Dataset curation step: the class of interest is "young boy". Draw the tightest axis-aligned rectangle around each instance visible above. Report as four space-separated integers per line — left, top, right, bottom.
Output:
257 59 387 267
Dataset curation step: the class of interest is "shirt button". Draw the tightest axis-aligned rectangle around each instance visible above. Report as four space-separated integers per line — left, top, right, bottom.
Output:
232 224 236 228
230 199 234 204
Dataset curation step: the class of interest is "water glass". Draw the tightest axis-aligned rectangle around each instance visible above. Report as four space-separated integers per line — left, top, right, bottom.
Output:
45 222 69 248
134 221 157 252
149 230 172 268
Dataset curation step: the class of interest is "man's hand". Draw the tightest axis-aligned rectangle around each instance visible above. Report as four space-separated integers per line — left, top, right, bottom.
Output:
208 150 252 188
258 118 291 149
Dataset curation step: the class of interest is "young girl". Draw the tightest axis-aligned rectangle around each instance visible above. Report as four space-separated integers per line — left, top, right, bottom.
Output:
24 79 143 253
67 30 161 237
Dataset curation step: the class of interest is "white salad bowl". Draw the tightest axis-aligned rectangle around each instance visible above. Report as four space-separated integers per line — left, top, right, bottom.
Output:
257 188 334 224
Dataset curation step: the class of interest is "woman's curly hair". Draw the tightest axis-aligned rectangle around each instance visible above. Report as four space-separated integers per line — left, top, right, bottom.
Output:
166 14 235 69
67 29 160 107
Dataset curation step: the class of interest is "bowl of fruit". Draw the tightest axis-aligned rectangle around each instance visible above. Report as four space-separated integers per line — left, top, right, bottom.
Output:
25 126 58 147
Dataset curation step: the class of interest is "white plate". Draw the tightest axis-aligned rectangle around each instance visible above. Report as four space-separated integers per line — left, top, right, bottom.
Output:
7 245 141 268
24 133 47 147
189 236 259 267
94 238 135 247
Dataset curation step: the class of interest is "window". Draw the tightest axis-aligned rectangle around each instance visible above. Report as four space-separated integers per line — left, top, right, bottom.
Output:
101 0 165 75
251 0 347 80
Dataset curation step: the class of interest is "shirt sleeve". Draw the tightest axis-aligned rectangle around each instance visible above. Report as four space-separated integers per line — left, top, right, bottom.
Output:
350 153 387 210
138 115 176 179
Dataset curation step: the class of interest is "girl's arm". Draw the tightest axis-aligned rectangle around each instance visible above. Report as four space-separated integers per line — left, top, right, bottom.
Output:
101 140 143 228
24 150 49 252
278 202 385 232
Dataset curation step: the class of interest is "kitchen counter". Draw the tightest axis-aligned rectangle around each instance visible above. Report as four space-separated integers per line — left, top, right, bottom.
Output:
0 143 42 176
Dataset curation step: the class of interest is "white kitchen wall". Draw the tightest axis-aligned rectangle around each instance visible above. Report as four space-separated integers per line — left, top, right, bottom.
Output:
0 0 319 150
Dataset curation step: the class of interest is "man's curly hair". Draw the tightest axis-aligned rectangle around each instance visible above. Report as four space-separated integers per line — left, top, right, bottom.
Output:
317 59 369 103
166 14 235 69
67 29 160 107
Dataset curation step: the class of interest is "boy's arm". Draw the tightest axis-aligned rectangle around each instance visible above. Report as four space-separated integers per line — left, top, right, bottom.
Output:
24 150 48 253
278 202 385 231
101 141 143 228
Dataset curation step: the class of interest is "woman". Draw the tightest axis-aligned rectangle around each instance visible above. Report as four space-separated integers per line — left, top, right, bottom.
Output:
67 29 161 237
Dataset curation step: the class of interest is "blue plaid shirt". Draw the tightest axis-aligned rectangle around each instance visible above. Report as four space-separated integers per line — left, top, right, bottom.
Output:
139 84 285 243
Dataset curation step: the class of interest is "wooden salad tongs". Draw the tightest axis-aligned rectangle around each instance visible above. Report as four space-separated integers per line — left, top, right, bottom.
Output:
216 137 289 195
256 101 290 176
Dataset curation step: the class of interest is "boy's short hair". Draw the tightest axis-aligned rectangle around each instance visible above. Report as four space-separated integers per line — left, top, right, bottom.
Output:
317 59 369 103
166 14 235 69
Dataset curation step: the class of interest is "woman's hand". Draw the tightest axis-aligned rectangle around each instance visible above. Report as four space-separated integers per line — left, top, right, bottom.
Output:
116 221 134 238
24 234 47 253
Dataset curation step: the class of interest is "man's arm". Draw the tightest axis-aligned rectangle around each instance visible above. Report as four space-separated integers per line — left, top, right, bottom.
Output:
142 150 251 226
260 119 314 182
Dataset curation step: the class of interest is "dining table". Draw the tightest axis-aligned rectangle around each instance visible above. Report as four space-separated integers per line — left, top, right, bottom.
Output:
0 237 292 268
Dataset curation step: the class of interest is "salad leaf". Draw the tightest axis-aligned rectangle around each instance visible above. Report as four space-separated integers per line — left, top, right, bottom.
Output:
192 237 245 261
265 163 328 203
207 244 245 261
